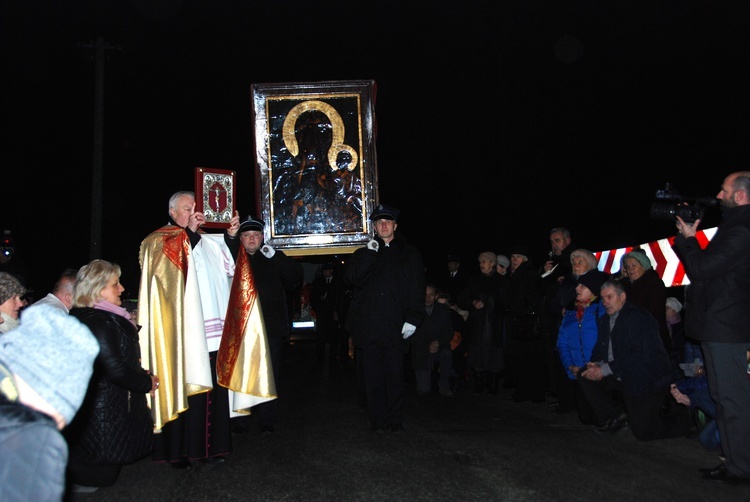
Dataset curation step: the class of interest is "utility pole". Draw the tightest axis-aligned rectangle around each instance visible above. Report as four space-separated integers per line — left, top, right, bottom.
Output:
79 37 119 260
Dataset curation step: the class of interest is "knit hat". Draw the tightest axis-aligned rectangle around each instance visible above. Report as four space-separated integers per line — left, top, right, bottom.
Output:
666 297 683 313
622 249 653 270
0 272 26 305
577 270 609 296
0 305 99 424
496 255 510 268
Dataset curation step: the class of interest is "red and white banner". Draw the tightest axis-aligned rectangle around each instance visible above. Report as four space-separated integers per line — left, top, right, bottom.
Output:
595 227 716 287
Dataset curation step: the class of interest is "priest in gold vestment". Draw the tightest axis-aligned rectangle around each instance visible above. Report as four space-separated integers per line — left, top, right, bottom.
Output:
138 191 276 468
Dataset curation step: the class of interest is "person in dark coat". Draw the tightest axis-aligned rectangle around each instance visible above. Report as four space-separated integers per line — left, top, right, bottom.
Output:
226 215 304 434
310 262 344 372
410 284 455 396
66 259 158 489
504 245 544 402
457 251 506 394
344 204 425 432
539 228 576 400
621 249 670 352
673 171 750 484
441 254 468 304
578 279 691 440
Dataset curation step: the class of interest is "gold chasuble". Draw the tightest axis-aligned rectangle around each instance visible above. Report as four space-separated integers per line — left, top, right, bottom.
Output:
138 226 213 431
217 248 277 414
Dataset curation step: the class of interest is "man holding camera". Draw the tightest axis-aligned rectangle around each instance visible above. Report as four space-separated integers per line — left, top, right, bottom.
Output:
673 171 750 485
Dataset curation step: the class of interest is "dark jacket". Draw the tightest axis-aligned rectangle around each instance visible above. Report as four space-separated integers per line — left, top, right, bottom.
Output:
66 308 154 465
409 302 454 370
310 274 341 323
503 260 542 340
591 302 672 396
344 233 425 348
540 244 574 332
458 272 505 347
673 204 750 343
227 240 304 338
622 268 670 351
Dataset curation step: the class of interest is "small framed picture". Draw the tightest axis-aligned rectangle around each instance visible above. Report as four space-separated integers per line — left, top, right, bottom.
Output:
194 167 236 228
251 80 379 255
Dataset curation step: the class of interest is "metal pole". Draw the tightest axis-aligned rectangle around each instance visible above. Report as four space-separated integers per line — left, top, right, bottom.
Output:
89 36 105 260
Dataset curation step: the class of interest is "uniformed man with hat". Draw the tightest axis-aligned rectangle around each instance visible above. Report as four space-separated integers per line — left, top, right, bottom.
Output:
343 204 426 432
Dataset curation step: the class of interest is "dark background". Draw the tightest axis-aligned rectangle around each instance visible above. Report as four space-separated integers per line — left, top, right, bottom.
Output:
2 1 749 298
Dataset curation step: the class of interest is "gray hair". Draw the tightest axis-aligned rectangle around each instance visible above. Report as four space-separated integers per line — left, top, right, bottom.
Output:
169 191 195 215
550 227 571 240
601 279 626 296
569 249 598 271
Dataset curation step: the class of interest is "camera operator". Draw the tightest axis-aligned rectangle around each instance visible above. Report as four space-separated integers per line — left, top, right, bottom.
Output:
673 171 750 485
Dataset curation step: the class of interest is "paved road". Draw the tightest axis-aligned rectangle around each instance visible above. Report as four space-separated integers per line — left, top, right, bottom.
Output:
70 341 745 502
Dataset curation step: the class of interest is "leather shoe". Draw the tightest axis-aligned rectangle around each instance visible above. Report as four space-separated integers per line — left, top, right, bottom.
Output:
699 463 725 475
594 415 629 434
702 465 750 484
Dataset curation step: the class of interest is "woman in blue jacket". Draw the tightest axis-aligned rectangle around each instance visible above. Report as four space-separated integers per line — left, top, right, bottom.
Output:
556 270 609 425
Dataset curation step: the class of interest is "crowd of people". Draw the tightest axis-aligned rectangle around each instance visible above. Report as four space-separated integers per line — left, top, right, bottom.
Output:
2 170 750 499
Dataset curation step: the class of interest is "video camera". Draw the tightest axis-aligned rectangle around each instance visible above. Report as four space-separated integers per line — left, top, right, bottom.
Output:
650 183 717 224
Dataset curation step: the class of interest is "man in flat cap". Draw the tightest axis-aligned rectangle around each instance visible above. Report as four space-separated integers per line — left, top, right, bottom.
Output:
344 204 425 432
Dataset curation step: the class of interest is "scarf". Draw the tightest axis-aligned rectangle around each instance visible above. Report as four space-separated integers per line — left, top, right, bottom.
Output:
575 297 596 322
94 299 136 327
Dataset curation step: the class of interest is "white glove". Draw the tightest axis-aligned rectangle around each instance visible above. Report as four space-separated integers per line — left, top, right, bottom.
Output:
260 244 276 258
367 239 379 252
401 322 416 339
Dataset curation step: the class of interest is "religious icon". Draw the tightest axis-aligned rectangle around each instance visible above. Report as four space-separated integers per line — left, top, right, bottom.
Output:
252 80 379 255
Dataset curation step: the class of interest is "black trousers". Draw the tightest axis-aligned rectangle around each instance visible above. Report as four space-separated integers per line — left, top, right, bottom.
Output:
577 373 689 440
361 344 405 428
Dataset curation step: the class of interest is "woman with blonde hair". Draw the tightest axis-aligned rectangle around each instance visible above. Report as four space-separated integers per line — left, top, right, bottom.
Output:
65 259 158 491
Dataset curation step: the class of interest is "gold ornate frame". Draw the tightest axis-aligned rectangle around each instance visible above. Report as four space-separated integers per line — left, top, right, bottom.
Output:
251 80 378 256
194 167 236 228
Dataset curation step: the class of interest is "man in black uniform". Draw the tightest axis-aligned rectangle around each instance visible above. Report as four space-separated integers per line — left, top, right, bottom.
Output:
344 204 425 432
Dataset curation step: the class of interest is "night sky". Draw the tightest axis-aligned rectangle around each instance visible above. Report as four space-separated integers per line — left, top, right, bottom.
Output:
3 1 749 297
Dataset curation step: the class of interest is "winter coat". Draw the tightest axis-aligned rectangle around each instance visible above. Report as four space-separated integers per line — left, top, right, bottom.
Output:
591 302 672 396
673 204 750 343
458 272 505 348
409 302 454 371
557 300 605 379
622 268 670 351
503 261 543 340
344 233 425 348
66 308 154 465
